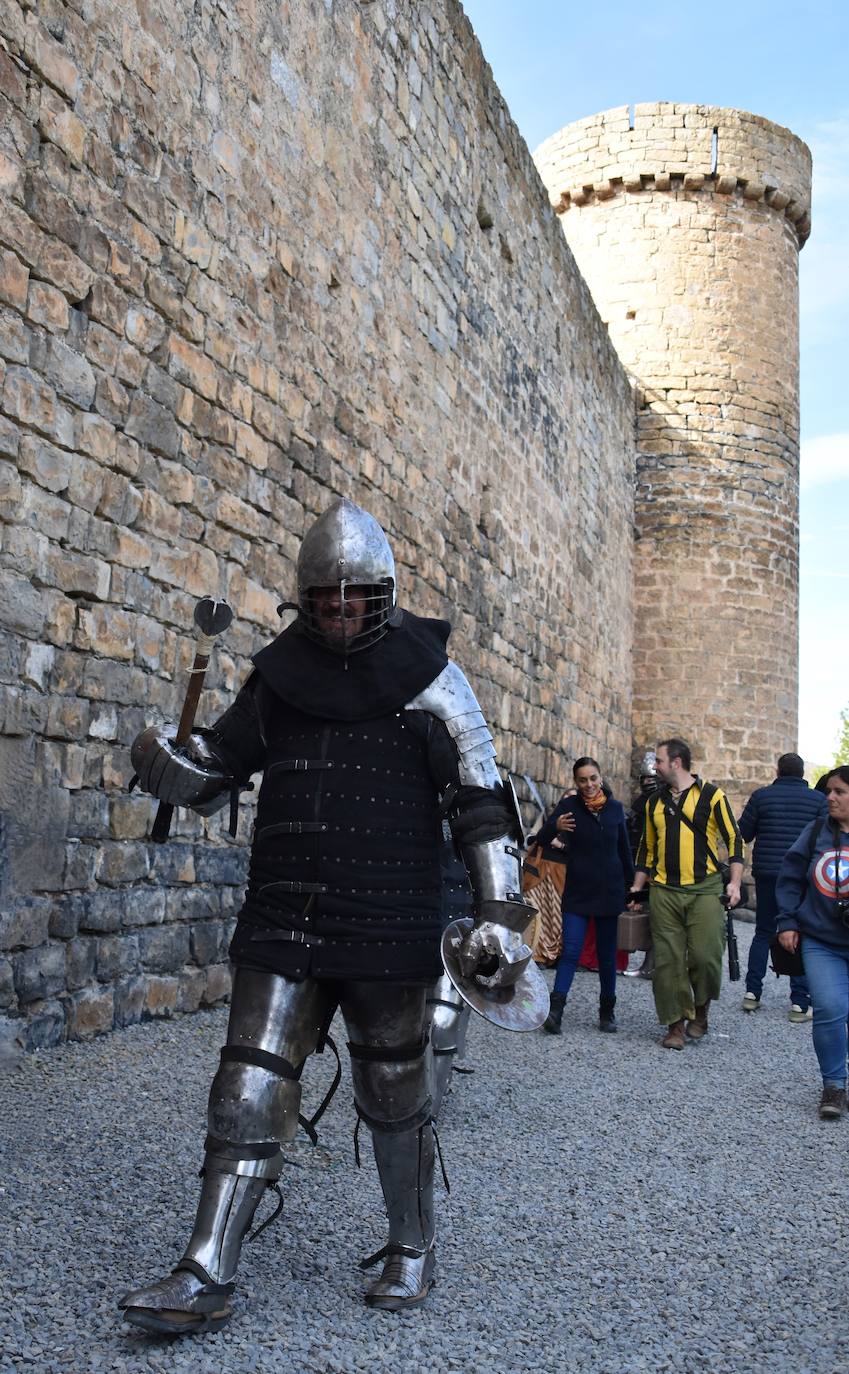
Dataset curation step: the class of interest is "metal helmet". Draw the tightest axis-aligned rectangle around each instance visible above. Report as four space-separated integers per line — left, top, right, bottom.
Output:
295 498 396 653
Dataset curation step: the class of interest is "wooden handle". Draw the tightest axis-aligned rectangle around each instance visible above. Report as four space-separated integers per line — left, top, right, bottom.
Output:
150 650 211 844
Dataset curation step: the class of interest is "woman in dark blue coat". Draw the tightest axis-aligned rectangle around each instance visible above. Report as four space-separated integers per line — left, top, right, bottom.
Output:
534 756 634 1034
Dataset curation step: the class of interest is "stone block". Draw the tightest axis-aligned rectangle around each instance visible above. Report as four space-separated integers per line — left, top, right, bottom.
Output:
46 695 91 741
63 840 99 890
113 975 145 1027
125 391 180 459
125 305 167 353
25 17 80 101
0 306 28 364
27 279 69 332
190 920 224 966
39 237 94 301
177 966 207 1013
24 1000 65 1050
13 943 66 1003
78 890 122 934
95 841 150 886
168 332 218 401
65 785 109 835
38 83 86 163
2 365 60 440
65 986 114 1040
65 936 97 990
120 887 166 928
202 962 231 1006
0 964 18 1012
142 974 180 1019
49 895 85 940
0 898 52 952
76 605 135 661
0 246 28 310
18 435 70 493
32 334 96 408
193 845 248 886
108 795 152 841
138 923 191 973
0 572 46 636
96 933 140 980
86 276 128 333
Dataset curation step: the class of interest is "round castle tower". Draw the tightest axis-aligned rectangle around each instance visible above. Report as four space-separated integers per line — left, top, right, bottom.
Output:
534 104 812 800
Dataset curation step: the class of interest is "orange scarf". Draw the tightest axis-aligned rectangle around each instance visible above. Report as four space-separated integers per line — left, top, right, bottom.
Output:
583 790 607 813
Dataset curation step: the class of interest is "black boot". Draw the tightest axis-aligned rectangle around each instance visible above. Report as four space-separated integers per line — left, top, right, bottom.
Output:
543 992 566 1035
598 995 617 1033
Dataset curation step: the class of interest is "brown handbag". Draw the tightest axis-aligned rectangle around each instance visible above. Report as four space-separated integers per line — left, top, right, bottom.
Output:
617 909 652 952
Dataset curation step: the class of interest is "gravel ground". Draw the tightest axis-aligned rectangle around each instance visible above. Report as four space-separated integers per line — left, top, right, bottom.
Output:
2 925 846 1374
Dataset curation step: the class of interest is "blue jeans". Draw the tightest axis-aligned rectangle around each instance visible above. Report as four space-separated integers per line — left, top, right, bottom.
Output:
800 935 849 1086
553 912 618 1001
746 874 810 1008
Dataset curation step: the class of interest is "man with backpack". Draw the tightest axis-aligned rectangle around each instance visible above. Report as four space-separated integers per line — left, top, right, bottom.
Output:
738 753 828 1020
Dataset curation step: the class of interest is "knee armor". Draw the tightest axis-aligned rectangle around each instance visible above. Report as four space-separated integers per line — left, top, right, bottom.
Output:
206 1044 303 1180
348 1037 432 1134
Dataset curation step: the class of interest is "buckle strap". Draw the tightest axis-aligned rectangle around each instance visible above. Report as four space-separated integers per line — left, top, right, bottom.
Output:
267 759 334 774
258 880 328 894
220 1044 302 1080
258 821 329 838
248 926 325 946
204 1135 280 1161
298 1034 342 1146
359 1243 427 1271
347 1037 428 1062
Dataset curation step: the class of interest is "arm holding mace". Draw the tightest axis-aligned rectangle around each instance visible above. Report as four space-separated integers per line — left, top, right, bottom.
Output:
130 597 260 841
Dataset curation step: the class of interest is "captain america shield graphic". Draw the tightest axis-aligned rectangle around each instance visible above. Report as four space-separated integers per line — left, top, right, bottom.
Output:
812 849 849 898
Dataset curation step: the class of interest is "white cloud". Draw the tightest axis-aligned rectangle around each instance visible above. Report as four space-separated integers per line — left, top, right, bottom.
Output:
799 432 849 490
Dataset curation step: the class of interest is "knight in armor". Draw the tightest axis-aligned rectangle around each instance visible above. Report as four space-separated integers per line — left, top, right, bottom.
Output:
119 498 534 1334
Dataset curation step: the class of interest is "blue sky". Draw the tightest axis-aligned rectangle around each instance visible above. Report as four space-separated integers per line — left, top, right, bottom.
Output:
462 0 849 766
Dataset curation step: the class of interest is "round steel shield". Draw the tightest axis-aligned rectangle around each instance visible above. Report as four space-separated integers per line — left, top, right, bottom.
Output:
440 918 549 1032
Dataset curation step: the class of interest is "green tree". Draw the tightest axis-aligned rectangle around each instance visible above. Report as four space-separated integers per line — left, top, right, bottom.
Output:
836 706 849 766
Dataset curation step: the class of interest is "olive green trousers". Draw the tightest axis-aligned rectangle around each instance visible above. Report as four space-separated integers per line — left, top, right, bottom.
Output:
648 873 725 1026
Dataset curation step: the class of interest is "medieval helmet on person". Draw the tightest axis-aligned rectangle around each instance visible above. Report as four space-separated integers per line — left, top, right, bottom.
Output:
293 498 397 653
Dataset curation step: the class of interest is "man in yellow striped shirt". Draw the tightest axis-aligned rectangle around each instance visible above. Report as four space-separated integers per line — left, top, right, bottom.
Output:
631 738 744 1049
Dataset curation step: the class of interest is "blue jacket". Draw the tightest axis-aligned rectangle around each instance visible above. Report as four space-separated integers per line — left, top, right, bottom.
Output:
776 818 849 949
737 777 827 876
535 794 634 918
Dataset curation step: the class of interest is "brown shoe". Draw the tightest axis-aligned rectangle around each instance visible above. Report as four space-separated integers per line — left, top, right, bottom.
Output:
818 1085 847 1120
686 1002 710 1040
661 1020 686 1050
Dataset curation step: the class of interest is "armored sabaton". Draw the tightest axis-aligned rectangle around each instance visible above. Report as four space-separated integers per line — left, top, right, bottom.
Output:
121 659 533 1333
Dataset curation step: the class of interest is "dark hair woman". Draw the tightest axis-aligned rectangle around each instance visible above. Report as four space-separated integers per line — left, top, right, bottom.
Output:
776 766 849 1119
533 757 634 1034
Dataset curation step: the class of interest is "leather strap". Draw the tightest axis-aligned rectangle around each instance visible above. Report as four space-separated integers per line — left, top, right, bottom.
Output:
220 1043 302 1080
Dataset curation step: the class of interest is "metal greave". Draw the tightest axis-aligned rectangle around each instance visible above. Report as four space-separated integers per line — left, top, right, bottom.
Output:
180 1167 270 1285
371 1124 435 1252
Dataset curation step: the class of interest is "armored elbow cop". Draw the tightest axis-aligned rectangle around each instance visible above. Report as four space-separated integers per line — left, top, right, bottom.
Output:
130 725 232 812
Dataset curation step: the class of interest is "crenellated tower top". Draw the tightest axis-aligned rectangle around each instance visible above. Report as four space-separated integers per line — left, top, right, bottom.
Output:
535 103 811 245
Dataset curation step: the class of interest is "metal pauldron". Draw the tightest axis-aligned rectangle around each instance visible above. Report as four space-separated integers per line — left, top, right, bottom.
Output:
130 725 231 809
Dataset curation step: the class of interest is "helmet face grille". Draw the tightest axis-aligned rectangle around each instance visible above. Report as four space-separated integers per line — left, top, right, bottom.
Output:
298 579 395 655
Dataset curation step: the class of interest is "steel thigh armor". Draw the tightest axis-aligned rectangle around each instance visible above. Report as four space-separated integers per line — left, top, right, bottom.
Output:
427 973 470 1118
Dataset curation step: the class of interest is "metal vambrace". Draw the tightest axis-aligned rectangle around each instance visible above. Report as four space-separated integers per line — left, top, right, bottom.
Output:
405 660 535 989
130 724 231 813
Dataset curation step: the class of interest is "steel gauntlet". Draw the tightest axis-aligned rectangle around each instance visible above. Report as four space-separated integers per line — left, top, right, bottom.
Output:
130 725 231 813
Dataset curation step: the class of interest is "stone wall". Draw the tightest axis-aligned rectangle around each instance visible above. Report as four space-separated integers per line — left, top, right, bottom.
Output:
0 0 636 1048
535 105 811 804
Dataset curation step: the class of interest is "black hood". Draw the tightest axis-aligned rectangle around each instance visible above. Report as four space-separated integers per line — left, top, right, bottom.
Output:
251 609 451 721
